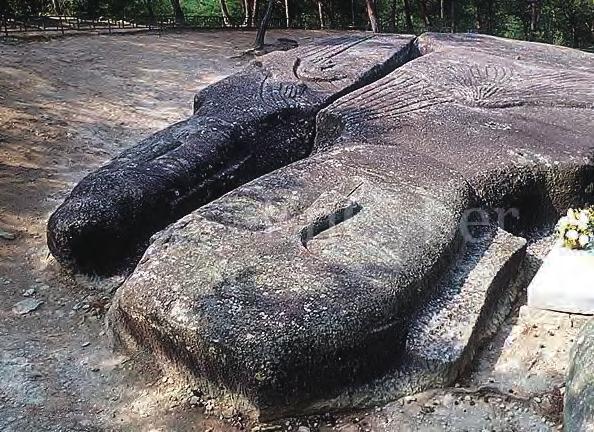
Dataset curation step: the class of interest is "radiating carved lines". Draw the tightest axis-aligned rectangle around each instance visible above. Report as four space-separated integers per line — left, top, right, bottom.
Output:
298 35 375 65
512 71 594 108
257 68 308 109
296 36 356 65
294 35 375 83
434 61 593 109
261 80 307 109
296 35 355 58
281 82 305 99
272 82 307 107
440 63 514 107
328 70 452 124
329 72 418 110
312 35 375 64
324 53 593 135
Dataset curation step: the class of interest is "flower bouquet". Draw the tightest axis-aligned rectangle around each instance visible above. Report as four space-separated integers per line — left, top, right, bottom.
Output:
556 208 594 250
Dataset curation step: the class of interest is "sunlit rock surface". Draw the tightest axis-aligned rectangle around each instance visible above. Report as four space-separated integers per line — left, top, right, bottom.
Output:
107 34 593 418
566 319 594 432
47 33 416 274
317 32 594 229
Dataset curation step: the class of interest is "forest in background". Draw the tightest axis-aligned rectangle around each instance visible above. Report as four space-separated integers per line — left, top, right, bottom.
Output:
0 0 593 49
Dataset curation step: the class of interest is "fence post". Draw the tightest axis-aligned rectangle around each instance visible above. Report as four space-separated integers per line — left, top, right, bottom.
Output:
58 15 64 35
108 17 111 34
2 15 7 37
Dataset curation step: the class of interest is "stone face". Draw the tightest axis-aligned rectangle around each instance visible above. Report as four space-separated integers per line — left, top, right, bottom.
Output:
402 228 527 388
109 145 474 415
565 319 594 432
107 33 594 419
47 34 416 274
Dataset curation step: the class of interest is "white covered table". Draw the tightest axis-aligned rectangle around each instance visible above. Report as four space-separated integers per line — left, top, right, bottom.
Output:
528 245 594 315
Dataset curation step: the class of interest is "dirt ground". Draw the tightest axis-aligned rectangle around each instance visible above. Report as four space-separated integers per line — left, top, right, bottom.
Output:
0 30 588 431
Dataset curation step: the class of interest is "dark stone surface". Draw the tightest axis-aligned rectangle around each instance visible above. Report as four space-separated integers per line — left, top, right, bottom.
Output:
47 34 416 274
565 319 594 432
107 33 594 418
302 227 527 415
109 145 474 415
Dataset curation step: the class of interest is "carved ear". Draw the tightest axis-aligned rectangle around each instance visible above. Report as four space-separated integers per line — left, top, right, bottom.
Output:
299 198 363 248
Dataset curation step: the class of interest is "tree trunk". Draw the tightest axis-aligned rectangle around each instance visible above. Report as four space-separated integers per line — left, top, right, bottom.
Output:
52 0 62 15
170 0 185 25
252 0 260 27
473 0 483 31
254 0 274 50
318 0 326 29
243 0 252 27
318 1 325 29
365 0 381 33
486 0 493 33
530 0 539 35
403 0 414 33
219 0 232 27
450 0 456 32
284 0 290 27
440 0 444 20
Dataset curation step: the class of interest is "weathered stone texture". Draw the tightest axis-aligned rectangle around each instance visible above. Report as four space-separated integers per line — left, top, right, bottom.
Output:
104 34 594 418
109 145 474 415
566 319 594 432
47 34 415 274
317 33 594 229
291 227 527 416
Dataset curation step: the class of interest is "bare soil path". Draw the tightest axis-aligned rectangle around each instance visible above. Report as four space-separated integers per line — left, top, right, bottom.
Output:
0 29 333 431
0 30 584 431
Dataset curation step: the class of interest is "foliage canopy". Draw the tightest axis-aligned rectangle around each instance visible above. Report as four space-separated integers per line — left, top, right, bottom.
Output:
1 0 592 49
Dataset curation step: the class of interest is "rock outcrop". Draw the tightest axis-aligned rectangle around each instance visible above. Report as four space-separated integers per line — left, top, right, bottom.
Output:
317 32 594 229
565 319 594 432
47 34 416 274
106 34 594 419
